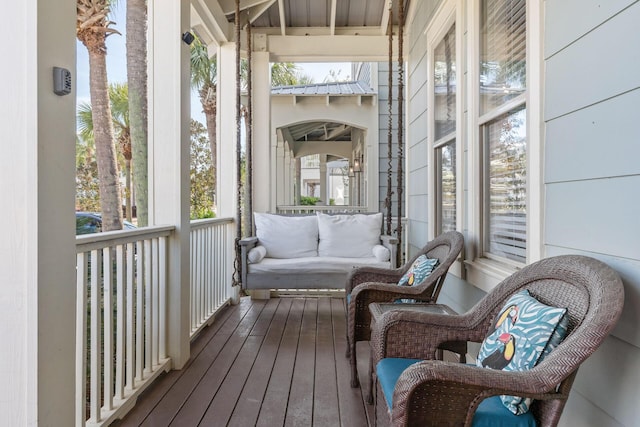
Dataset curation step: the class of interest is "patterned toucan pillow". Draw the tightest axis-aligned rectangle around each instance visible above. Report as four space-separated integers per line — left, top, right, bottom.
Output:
397 255 439 287
476 290 569 415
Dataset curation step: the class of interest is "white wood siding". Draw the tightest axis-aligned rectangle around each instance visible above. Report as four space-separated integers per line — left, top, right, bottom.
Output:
406 0 639 425
544 1 640 426
406 0 443 254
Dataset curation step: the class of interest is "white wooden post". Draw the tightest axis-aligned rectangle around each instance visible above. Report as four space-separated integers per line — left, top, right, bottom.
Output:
149 0 191 369
320 155 328 205
252 47 271 213
217 43 241 302
0 1 76 425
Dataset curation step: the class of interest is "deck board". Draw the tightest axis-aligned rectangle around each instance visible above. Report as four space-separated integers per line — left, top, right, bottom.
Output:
115 296 372 427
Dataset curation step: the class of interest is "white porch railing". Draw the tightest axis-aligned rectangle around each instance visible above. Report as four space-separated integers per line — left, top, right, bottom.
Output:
189 217 235 337
76 225 174 427
276 205 369 214
75 218 237 426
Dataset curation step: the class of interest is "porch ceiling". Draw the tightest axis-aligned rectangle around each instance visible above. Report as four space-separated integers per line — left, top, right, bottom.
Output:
193 0 410 61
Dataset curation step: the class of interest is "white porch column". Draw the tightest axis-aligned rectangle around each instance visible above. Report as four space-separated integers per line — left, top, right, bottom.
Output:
1 1 76 425
284 147 292 204
275 131 286 207
149 0 191 369
217 43 239 220
251 46 271 213
216 43 241 302
295 157 302 204
319 155 328 205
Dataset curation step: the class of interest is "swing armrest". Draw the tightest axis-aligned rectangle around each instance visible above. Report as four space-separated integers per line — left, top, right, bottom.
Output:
240 237 259 288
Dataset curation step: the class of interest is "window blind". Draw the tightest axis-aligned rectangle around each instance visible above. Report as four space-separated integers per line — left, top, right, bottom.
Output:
480 0 526 114
485 108 526 263
434 24 456 140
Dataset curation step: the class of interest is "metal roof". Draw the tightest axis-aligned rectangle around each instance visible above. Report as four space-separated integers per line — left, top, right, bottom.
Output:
271 80 375 96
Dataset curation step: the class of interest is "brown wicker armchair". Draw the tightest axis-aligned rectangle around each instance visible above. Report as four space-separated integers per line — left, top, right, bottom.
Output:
371 255 625 427
346 230 464 388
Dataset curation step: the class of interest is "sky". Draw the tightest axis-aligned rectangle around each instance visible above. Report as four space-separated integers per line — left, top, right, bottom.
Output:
76 4 353 126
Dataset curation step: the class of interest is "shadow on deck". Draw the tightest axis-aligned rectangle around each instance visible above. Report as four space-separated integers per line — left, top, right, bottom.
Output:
114 296 374 426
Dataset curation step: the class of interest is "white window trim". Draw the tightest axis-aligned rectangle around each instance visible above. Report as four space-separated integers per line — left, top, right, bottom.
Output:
427 0 464 277
464 0 544 291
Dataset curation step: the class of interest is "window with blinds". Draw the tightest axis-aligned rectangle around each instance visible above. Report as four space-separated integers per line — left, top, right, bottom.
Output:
480 0 527 264
436 142 456 233
483 108 526 263
480 0 526 115
434 23 457 235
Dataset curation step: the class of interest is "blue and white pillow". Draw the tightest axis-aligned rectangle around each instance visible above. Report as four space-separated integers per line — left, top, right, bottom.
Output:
476 290 568 415
397 255 439 287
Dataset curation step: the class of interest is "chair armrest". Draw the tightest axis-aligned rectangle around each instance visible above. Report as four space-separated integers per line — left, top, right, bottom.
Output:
370 308 484 362
389 361 567 426
345 266 403 294
380 235 399 269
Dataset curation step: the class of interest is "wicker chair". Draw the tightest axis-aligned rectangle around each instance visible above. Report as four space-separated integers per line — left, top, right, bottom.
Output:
345 230 464 388
371 255 625 427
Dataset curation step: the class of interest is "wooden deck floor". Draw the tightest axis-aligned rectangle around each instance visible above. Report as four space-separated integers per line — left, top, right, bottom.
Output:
114 296 374 427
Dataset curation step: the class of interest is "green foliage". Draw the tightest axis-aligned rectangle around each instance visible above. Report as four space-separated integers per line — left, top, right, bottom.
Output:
270 63 314 87
75 137 101 212
300 196 320 206
190 120 216 219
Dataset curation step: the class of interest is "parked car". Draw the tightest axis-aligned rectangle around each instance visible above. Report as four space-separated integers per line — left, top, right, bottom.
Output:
76 212 137 235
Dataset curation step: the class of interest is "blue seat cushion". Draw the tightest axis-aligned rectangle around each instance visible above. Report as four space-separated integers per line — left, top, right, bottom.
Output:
376 358 422 408
376 358 537 427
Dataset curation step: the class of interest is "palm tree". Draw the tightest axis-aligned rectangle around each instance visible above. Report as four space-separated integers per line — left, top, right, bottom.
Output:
77 84 133 220
126 0 149 226
269 62 314 86
77 0 123 231
190 38 218 181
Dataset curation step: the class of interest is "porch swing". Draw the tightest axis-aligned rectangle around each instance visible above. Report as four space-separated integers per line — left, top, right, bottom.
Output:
232 0 408 296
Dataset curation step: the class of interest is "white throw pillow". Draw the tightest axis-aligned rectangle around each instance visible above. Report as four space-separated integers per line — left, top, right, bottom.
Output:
254 213 318 258
317 212 382 258
372 244 391 262
247 245 267 264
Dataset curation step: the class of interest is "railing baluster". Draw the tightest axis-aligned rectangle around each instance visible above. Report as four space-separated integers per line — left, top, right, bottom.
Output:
135 240 144 381
103 246 114 412
126 242 135 390
152 238 159 367
115 245 125 400
76 252 88 427
90 249 102 423
144 239 152 373
159 236 167 360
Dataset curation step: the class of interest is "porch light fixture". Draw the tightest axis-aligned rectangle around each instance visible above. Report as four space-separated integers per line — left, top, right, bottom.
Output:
349 166 355 178
353 158 361 173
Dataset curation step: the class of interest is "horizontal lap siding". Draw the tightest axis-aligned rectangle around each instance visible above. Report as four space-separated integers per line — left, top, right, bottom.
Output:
544 1 640 426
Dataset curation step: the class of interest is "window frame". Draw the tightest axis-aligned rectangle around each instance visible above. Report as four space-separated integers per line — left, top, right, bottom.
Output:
427 0 463 276
425 0 543 292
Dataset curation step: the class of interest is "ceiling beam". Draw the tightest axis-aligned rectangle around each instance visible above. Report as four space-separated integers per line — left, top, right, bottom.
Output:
246 0 276 23
277 0 286 36
329 0 337 36
267 34 400 62
380 0 392 35
324 124 351 141
194 0 233 43
218 0 272 15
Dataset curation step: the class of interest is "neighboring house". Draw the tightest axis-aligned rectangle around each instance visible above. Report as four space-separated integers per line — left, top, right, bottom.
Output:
3 1 639 426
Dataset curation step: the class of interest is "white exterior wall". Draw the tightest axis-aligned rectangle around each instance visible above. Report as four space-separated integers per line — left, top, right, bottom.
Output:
543 1 640 425
0 0 76 425
406 0 640 426
406 0 444 255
